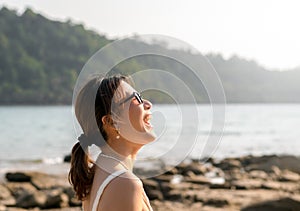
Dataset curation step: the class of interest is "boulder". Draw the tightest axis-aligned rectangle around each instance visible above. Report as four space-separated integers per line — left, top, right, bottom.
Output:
243 155 300 174
6 182 37 198
29 172 68 190
241 197 300 211
15 191 47 208
63 154 71 163
42 189 69 208
5 173 31 182
63 187 81 207
0 184 16 206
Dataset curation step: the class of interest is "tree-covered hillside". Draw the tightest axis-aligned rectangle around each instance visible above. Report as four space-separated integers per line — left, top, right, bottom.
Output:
0 7 299 104
0 7 111 104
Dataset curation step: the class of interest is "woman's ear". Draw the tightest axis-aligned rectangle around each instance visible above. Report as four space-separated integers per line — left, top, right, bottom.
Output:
101 115 113 125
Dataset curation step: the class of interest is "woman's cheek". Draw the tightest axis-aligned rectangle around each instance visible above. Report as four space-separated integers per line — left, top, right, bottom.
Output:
129 104 144 132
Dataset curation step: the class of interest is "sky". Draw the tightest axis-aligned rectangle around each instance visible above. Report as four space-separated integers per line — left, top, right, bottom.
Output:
1 0 300 70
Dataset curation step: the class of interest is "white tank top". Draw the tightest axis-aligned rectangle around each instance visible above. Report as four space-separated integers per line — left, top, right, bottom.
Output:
91 169 127 211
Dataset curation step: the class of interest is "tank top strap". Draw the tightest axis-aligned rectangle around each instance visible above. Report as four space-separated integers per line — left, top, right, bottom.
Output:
91 169 127 211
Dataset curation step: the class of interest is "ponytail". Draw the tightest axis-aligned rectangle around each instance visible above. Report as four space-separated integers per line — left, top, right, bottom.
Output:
69 75 128 200
68 142 95 200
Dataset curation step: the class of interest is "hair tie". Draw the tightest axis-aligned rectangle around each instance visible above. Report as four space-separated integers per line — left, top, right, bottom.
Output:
78 133 94 147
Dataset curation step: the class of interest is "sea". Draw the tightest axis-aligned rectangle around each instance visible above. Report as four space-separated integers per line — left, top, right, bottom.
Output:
0 104 300 178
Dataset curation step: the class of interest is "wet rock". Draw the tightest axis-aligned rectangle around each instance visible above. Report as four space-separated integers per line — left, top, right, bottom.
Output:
63 154 71 163
5 173 31 182
241 197 300 211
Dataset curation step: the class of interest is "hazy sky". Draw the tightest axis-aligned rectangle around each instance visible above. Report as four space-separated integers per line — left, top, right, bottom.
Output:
1 0 299 70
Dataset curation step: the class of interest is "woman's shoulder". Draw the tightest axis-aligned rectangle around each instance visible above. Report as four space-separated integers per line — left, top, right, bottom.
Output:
100 171 144 210
110 171 143 192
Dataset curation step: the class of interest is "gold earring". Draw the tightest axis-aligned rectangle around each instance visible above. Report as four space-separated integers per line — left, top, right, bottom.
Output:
116 128 120 139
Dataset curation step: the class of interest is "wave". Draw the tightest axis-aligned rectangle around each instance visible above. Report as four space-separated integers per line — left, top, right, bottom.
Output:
1 157 64 165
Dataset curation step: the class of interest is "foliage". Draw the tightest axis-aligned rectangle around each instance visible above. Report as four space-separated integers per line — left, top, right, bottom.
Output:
0 7 299 104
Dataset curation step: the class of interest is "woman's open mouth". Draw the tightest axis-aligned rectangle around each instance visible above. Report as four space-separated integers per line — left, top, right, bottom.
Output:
143 114 153 129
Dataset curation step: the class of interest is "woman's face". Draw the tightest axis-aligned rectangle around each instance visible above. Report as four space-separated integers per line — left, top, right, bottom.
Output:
112 81 156 145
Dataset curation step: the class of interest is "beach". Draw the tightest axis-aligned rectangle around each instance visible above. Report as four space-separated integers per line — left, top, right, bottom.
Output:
1 154 300 211
1 105 300 210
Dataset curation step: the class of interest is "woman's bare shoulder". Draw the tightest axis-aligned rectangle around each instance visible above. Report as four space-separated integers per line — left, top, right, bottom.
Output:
110 171 143 192
99 171 143 210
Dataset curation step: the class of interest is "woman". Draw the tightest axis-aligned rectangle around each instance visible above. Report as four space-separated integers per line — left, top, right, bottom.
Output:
69 75 156 211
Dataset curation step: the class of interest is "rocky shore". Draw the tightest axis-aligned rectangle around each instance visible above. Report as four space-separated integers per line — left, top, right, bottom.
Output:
1 154 300 211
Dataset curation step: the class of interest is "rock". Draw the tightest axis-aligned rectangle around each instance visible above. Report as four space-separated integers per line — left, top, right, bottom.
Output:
15 191 47 208
0 184 16 206
185 175 210 185
29 172 68 190
241 197 300 211
146 189 163 201
279 170 300 182
164 189 182 201
243 155 300 174
5 173 31 182
231 179 262 189
63 187 81 206
154 174 173 182
271 166 282 176
261 181 282 190
163 167 179 175
142 179 163 200
0 205 5 211
249 170 268 180
160 182 172 197
142 179 160 190
63 154 71 163
42 189 68 208
202 198 229 207
183 161 208 175
6 182 37 198
216 158 242 171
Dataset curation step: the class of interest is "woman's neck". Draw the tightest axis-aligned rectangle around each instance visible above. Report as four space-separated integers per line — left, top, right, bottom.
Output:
105 137 142 160
99 138 142 171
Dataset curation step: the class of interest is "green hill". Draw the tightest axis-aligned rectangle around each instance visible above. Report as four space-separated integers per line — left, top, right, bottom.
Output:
0 7 299 104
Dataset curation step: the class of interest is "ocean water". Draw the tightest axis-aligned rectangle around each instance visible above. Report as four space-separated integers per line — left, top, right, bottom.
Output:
0 104 300 176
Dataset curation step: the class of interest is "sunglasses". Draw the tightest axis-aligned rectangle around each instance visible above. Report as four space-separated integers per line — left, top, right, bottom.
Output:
119 92 143 105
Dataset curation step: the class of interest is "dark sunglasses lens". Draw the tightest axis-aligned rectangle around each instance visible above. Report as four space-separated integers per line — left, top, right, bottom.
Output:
135 93 143 104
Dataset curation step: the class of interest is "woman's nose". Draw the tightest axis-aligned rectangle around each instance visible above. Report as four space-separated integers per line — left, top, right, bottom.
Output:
143 99 152 110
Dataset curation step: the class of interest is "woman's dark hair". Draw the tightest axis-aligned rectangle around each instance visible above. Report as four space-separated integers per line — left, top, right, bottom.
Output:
68 74 128 200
